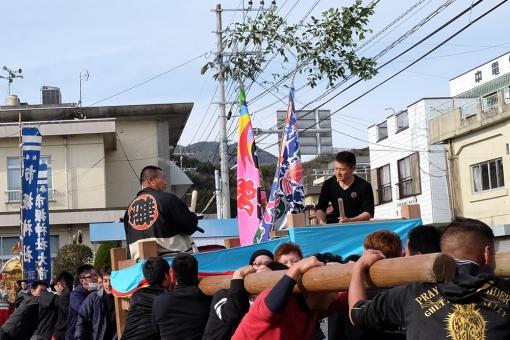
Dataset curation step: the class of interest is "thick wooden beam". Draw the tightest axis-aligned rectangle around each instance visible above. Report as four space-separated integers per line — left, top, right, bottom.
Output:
111 247 128 339
287 213 307 228
138 240 158 260
401 204 421 219
199 253 457 296
224 238 241 248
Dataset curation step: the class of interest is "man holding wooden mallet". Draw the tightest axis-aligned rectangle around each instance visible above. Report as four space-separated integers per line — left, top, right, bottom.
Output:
315 151 374 224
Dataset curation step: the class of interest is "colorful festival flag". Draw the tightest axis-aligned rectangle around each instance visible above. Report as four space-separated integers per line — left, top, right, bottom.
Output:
256 87 305 243
21 127 42 283
35 163 51 283
237 88 263 246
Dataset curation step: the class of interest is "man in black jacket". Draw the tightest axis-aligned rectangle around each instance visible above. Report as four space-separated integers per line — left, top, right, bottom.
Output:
124 165 200 262
37 275 67 340
52 271 74 340
122 257 172 340
0 280 47 340
152 254 212 340
349 217 510 339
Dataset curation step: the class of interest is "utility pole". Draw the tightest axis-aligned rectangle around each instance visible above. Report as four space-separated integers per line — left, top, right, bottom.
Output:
214 3 231 219
212 2 274 219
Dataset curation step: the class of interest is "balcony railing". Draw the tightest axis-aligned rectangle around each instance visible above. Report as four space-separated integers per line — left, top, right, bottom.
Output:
482 92 499 112
5 189 56 203
505 88 510 104
461 101 478 119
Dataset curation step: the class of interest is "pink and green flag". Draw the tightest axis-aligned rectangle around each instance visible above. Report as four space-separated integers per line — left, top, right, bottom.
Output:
237 88 263 246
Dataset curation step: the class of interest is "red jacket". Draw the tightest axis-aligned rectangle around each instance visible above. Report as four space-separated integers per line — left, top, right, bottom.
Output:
232 275 347 340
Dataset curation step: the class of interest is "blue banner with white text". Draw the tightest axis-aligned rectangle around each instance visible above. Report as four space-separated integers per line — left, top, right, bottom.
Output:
21 127 42 283
35 163 51 283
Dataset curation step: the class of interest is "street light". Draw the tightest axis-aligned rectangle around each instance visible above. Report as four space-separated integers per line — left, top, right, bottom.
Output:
385 108 395 115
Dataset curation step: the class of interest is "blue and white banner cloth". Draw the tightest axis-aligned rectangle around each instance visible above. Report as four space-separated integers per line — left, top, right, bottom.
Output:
35 163 51 283
21 127 42 283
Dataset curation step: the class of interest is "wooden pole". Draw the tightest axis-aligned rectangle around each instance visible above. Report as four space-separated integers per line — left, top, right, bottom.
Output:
198 253 457 296
111 247 129 339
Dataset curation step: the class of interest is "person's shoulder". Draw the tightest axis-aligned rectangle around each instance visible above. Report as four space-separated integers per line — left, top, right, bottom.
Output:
323 176 337 185
353 175 370 186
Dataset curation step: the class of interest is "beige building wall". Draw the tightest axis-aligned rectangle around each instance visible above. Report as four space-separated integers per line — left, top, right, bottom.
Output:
105 120 160 208
451 119 510 226
0 134 107 213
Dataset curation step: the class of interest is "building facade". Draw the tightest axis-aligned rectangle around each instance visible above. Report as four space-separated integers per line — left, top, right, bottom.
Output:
0 101 194 267
368 99 452 225
429 51 510 231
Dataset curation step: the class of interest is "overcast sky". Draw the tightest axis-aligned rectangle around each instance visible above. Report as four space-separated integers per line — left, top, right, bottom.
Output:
1 0 509 159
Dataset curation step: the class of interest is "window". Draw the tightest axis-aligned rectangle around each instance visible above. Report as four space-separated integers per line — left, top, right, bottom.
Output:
370 164 392 205
377 122 388 141
397 153 422 199
395 110 409 132
0 235 59 262
6 156 53 203
472 158 504 193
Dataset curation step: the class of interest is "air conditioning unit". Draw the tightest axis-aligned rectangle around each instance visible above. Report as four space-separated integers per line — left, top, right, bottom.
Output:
41 86 62 104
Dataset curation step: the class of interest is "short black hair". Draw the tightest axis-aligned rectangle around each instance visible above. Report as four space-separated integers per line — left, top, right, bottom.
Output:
31 280 48 290
73 276 81 288
407 225 441 255
20 280 28 285
143 257 170 285
335 151 356 168
172 253 198 286
441 217 495 257
343 254 361 263
140 166 163 185
98 265 112 279
313 252 343 264
77 264 95 279
55 271 74 285
265 261 289 271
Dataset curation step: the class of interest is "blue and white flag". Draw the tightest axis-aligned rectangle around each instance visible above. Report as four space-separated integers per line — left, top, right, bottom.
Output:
35 163 51 283
21 127 42 283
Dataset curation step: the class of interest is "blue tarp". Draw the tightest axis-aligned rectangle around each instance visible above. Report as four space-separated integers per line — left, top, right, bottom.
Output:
111 218 422 295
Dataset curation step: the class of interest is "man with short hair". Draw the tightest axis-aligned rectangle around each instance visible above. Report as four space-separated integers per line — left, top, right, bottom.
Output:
121 257 172 340
316 151 374 224
405 225 441 256
65 265 98 340
75 265 117 340
52 271 74 340
152 254 212 340
38 274 67 340
124 165 200 262
0 280 48 340
349 217 510 339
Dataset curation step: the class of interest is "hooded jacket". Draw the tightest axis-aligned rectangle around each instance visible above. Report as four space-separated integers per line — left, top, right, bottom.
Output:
351 262 510 340
124 187 199 262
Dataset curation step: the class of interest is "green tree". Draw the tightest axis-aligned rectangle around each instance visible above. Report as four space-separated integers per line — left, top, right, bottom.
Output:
93 242 122 270
53 244 94 277
201 0 378 88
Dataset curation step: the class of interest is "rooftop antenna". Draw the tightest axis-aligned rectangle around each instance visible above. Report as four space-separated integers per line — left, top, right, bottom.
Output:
0 66 23 95
77 70 89 107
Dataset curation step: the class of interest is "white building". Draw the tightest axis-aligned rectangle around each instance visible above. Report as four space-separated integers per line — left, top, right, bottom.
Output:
367 99 452 224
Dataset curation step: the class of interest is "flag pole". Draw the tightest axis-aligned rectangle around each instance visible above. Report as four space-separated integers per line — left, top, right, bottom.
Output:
19 112 24 277
270 83 294 233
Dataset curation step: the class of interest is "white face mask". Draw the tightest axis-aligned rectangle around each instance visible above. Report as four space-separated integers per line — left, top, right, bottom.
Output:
87 282 98 291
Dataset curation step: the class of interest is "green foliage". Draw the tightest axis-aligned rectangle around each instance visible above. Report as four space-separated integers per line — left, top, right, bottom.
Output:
93 242 122 270
53 244 94 277
201 0 378 88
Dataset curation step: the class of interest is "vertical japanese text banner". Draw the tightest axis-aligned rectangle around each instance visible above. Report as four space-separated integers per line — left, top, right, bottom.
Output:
36 163 51 283
21 127 42 283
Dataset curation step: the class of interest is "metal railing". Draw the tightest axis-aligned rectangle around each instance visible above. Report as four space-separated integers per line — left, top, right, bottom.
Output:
505 87 510 104
461 101 477 119
5 189 55 203
482 92 499 112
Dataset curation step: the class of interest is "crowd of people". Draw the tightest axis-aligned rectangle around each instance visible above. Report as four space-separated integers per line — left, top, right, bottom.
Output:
0 218 508 339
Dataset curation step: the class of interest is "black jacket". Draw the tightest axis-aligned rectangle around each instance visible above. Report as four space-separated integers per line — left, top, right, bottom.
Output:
124 187 199 262
53 286 71 340
37 290 60 340
352 262 510 340
75 288 117 340
0 292 39 340
121 284 166 340
151 284 212 340
202 279 250 340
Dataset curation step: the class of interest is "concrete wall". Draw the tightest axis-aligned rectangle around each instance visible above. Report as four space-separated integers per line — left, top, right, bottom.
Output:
451 119 510 226
105 120 159 208
368 99 451 224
